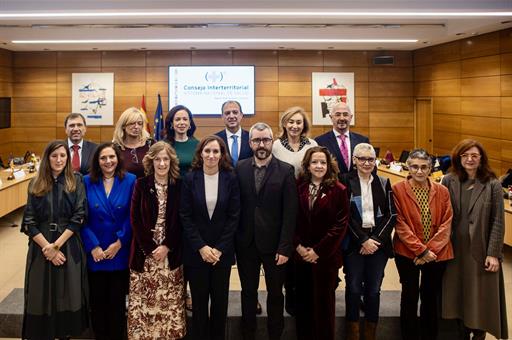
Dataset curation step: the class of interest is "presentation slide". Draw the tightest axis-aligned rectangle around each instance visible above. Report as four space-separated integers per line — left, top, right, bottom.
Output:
169 65 255 115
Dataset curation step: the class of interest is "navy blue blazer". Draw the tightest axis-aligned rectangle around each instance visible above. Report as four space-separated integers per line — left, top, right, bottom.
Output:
82 172 136 271
180 169 240 267
215 129 253 162
79 140 98 175
315 130 369 174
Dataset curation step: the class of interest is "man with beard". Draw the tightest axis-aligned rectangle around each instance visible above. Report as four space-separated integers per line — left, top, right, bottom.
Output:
235 122 298 340
64 112 97 175
315 102 369 176
215 100 253 166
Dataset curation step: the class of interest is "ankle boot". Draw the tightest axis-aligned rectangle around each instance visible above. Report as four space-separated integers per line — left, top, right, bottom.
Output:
363 320 377 340
346 321 360 340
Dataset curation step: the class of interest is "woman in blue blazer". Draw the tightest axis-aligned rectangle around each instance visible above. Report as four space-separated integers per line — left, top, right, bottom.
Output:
82 142 136 340
180 135 240 340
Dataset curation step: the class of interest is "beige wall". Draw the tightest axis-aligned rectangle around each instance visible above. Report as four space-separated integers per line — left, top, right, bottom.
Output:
2 49 414 160
414 28 512 175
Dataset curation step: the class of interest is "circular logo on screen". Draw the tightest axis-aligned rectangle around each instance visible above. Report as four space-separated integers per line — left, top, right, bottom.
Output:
205 71 224 82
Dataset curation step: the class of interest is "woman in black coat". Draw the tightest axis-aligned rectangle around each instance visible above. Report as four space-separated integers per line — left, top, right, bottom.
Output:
180 135 240 340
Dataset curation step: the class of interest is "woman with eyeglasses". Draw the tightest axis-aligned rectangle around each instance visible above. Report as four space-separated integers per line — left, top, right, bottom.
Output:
81 143 136 340
21 140 89 340
180 135 240 340
341 143 396 340
441 139 508 340
113 107 153 178
165 105 199 177
294 146 349 340
127 141 186 339
392 148 453 340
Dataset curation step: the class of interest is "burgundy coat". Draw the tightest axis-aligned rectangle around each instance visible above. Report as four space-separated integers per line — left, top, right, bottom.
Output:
294 179 349 268
129 175 183 272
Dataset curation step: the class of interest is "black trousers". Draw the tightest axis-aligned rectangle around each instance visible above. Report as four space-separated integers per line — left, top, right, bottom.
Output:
294 260 339 340
395 255 446 340
88 270 129 340
186 264 232 340
236 243 286 340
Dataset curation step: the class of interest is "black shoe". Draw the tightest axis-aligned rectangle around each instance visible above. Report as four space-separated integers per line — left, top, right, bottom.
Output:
285 290 296 316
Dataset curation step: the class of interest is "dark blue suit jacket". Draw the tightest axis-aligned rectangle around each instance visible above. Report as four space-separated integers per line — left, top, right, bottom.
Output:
82 172 136 271
79 140 98 175
180 169 240 267
315 130 369 174
215 129 253 162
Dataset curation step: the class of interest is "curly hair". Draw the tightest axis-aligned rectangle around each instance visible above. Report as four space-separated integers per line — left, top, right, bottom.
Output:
299 146 339 187
142 141 180 183
190 135 233 172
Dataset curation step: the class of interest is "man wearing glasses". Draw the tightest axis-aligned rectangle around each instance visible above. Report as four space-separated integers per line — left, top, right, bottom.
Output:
315 102 369 175
64 112 97 175
215 100 253 166
235 122 298 340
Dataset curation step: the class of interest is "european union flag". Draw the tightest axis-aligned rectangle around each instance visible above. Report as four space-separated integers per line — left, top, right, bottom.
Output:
153 93 164 141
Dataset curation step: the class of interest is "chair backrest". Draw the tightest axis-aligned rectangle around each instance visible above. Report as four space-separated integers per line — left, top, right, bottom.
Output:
398 150 410 163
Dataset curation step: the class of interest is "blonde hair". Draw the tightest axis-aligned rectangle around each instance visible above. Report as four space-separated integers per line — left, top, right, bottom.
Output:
278 106 311 140
112 107 150 150
142 141 180 183
30 140 76 196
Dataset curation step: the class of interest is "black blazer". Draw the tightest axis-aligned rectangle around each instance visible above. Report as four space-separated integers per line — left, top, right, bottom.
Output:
215 129 253 162
315 131 369 174
341 171 397 257
180 169 240 267
79 140 98 175
235 157 298 257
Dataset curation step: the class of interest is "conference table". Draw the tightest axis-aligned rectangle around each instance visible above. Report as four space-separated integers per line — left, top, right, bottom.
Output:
0 167 36 219
377 164 512 247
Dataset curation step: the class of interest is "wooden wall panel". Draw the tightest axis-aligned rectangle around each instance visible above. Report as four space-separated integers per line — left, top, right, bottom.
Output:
415 28 512 175
5 49 415 163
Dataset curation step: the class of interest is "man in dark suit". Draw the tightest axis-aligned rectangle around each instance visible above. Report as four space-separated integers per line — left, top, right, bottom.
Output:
315 102 369 175
215 100 253 166
236 122 298 340
64 112 97 175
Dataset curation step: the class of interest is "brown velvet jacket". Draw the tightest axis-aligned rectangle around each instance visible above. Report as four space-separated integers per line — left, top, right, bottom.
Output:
392 178 454 261
129 175 183 272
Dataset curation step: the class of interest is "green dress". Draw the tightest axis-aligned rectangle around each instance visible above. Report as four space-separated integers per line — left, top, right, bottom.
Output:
173 137 199 177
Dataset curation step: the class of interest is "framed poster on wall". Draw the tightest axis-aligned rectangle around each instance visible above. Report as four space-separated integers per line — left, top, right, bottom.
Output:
311 72 355 126
72 73 114 126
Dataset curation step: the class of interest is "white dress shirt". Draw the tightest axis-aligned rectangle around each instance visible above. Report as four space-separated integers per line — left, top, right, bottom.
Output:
225 128 242 157
359 175 376 229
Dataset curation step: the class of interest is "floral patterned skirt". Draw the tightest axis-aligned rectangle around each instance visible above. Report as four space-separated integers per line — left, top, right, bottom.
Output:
127 257 186 340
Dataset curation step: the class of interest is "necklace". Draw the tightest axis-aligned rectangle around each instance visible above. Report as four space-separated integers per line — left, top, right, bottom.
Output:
103 176 114 182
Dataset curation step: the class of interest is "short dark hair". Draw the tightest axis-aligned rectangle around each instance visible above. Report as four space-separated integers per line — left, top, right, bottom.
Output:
221 100 243 114
165 105 197 144
450 139 496 183
191 135 233 172
89 143 126 183
64 113 87 127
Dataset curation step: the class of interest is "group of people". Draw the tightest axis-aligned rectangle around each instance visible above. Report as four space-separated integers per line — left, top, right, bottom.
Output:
20 99 508 340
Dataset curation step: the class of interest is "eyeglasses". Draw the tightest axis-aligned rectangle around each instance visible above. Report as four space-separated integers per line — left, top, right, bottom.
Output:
125 121 144 128
251 138 273 145
460 153 481 160
130 148 139 164
409 164 430 173
354 156 376 164
223 110 240 115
